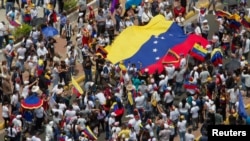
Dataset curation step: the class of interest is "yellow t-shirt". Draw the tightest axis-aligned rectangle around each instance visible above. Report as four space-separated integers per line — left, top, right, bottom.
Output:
118 129 130 138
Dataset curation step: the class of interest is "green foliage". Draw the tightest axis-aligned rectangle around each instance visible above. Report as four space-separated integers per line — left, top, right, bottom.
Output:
12 24 32 40
64 0 78 12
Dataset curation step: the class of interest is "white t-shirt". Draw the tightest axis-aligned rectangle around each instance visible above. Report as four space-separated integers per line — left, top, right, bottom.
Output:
27 55 38 69
17 47 27 58
52 108 63 117
64 110 76 119
34 107 44 118
95 92 106 105
58 103 67 111
22 85 29 99
135 95 145 109
37 47 48 60
2 105 9 118
185 133 195 141
190 106 199 118
227 89 239 103
31 136 41 141
177 120 187 132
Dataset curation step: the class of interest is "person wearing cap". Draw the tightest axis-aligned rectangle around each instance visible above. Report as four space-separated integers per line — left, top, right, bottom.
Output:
111 122 121 140
12 114 22 140
201 19 209 39
145 119 155 139
190 101 199 130
158 123 171 141
165 64 175 86
15 56 25 72
177 115 187 141
164 86 175 109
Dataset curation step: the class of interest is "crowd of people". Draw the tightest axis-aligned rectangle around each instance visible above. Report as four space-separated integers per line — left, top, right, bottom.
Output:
1 0 250 141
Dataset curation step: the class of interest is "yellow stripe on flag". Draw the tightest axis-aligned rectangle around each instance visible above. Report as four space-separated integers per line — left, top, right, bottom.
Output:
71 76 83 94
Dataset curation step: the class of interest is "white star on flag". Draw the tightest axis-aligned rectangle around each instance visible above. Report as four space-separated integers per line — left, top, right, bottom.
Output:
153 48 158 52
155 57 160 60
153 41 158 44
161 36 165 39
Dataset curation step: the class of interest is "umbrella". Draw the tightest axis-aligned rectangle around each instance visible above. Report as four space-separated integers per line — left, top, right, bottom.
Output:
30 17 47 27
125 0 142 9
42 26 59 37
21 95 43 109
225 59 241 73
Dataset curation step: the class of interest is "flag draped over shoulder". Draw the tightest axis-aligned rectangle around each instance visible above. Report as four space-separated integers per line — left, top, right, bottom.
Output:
211 48 223 67
241 16 250 28
238 91 248 119
189 43 207 61
71 76 83 94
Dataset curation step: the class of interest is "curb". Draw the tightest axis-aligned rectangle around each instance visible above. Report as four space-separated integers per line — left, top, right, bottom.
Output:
185 2 209 20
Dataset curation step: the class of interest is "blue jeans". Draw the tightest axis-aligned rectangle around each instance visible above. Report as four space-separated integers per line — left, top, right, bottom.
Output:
175 81 183 94
6 2 14 14
5 55 13 71
115 15 121 31
84 68 92 82
179 131 186 141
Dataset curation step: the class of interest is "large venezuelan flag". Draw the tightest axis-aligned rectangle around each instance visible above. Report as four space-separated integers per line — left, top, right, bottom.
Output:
123 23 186 72
106 15 173 64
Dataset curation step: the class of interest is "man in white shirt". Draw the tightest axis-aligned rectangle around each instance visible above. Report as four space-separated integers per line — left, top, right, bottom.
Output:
135 92 146 109
34 107 45 130
165 64 175 86
45 121 54 141
95 89 107 105
227 87 239 110
31 133 42 141
141 7 153 25
37 43 49 59
137 4 144 25
185 128 195 141
190 101 199 130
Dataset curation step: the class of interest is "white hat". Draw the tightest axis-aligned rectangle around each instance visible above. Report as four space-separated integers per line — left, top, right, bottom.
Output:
114 122 119 126
24 81 29 85
79 13 83 16
18 56 24 60
159 75 165 79
144 68 149 72
16 115 22 118
202 19 208 23
193 66 198 70
167 87 171 91
89 82 94 86
204 96 209 100
164 123 169 129
209 100 214 105
125 114 134 118
192 101 196 106
111 112 116 116
31 86 40 93
77 34 81 37
49 121 54 126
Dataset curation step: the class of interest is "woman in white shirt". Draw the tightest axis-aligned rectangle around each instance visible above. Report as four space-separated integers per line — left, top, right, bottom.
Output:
141 7 153 25
106 15 115 42
2 102 10 128
177 116 187 141
163 7 173 21
164 87 175 109
26 51 38 72
178 99 191 124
